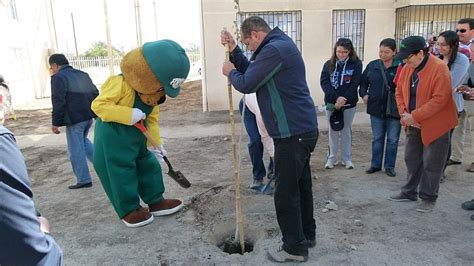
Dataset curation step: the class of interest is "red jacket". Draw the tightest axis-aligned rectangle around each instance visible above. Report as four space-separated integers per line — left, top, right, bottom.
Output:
395 54 457 145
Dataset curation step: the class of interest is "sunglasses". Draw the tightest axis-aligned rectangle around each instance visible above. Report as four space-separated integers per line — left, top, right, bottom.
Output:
456 29 467 33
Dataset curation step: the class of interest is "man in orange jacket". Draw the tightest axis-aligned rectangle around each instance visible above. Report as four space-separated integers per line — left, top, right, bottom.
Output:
389 36 457 213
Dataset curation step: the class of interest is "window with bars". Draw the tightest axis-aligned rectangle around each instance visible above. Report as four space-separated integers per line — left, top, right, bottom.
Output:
236 11 302 58
332 9 366 60
395 4 474 42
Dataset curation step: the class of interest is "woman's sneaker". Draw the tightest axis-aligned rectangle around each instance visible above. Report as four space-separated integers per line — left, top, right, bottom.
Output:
325 160 335 169
250 179 263 190
343 161 354 169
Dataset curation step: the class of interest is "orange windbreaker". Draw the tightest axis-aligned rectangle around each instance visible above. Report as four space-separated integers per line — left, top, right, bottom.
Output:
395 54 457 146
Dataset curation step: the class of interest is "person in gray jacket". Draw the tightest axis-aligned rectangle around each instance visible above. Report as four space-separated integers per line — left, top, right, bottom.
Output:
0 125 63 265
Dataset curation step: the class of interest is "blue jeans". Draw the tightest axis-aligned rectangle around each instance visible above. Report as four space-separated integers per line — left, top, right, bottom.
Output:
66 119 94 184
239 99 273 180
370 115 401 170
326 107 356 163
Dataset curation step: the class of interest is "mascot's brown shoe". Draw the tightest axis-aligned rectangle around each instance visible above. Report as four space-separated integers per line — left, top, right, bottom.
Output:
149 199 184 216
121 207 154 228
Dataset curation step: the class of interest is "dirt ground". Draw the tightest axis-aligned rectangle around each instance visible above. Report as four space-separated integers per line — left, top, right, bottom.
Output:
5 80 474 265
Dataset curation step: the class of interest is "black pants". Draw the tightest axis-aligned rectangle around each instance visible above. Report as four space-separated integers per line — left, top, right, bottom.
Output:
273 130 318 256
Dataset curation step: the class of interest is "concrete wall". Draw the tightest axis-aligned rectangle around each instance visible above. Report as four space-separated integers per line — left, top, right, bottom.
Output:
200 0 396 111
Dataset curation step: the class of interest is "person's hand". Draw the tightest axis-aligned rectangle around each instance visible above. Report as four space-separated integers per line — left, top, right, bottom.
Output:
456 85 471 94
130 108 146 125
220 30 237 52
335 96 347 110
51 126 60 134
362 95 368 104
401 112 420 128
150 144 167 163
222 61 236 77
38 216 50 234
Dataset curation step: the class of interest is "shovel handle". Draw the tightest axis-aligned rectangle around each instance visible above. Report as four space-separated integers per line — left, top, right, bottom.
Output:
133 120 191 189
133 120 160 149
162 156 174 171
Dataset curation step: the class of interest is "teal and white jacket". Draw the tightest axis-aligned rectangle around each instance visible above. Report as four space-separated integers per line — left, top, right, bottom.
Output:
228 27 317 139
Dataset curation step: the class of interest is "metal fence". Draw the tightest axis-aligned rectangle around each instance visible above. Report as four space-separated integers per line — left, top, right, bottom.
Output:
68 51 202 85
395 4 474 42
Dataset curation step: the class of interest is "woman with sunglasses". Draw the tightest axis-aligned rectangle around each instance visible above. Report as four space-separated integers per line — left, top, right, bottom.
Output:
320 38 362 169
437 31 470 180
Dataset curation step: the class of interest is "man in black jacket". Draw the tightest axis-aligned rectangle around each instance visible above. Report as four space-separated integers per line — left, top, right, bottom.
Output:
49 54 99 189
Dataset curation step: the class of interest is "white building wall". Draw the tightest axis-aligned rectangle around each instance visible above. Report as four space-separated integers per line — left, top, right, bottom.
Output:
0 0 55 108
200 0 397 111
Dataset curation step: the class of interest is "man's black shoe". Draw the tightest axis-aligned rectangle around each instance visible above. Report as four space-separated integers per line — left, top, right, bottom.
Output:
446 159 461 166
365 167 380 174
68 182 92 189
385 168 396 177
307 239 316 248
461 199 474 210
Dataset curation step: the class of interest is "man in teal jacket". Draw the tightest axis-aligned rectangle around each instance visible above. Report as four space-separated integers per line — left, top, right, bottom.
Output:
222 16 318 263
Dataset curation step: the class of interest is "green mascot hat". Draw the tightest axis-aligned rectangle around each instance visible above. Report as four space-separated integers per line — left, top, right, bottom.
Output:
121 39 190 98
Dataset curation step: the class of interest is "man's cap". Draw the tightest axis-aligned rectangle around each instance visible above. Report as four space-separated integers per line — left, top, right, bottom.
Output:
329 109 344 131
48 54 69 66
142 40 190 98
394 36 427 60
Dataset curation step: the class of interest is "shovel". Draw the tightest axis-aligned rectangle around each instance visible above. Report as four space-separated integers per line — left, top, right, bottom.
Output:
259 176 275 195
134 120 191 189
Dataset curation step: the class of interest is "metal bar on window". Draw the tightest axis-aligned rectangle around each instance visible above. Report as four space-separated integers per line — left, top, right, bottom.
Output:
237 11 303 55
396 3 474 42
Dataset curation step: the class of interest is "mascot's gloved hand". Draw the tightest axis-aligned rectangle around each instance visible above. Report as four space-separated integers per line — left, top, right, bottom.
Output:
150 144 167 163
130 108 146 125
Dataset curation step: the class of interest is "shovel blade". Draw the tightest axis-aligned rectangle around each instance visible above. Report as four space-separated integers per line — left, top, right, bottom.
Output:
168 169 191 189
260 179 274 195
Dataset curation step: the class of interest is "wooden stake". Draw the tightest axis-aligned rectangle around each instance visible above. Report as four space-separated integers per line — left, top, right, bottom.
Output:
224 29 245 254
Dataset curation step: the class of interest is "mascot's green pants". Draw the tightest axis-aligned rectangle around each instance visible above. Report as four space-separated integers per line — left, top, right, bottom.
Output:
93 95 164 218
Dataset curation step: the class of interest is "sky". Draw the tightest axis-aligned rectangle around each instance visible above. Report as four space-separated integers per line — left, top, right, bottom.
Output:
51 0 201 54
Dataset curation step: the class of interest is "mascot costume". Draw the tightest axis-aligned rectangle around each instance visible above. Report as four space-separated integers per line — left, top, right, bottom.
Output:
92 40 190 228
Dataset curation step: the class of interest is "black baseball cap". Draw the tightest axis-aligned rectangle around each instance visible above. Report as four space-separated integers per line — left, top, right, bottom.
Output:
394 36 427 60
48 54 69 66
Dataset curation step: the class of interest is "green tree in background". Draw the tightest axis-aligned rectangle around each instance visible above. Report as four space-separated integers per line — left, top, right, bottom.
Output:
83 42 124 57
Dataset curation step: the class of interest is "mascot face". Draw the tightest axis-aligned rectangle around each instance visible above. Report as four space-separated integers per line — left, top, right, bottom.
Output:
138 87 166 106
120 40 190 106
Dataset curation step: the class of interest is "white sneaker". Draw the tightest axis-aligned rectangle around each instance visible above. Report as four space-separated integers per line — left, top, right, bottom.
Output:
344 161 354 169
325 160 335 169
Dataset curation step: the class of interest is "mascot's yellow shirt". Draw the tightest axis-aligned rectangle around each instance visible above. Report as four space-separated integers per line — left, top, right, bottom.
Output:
92 75 162 145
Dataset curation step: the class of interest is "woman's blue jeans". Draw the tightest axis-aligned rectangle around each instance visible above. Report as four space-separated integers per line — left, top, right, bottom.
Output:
370 115 401 170
66 119 94 184
239 99 273 180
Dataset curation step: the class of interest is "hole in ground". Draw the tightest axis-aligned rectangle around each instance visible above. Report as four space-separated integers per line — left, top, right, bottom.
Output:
219 236 254 255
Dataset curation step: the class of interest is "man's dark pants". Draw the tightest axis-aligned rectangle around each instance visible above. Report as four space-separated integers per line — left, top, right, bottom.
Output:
273 130 318 256
401 127 449 201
